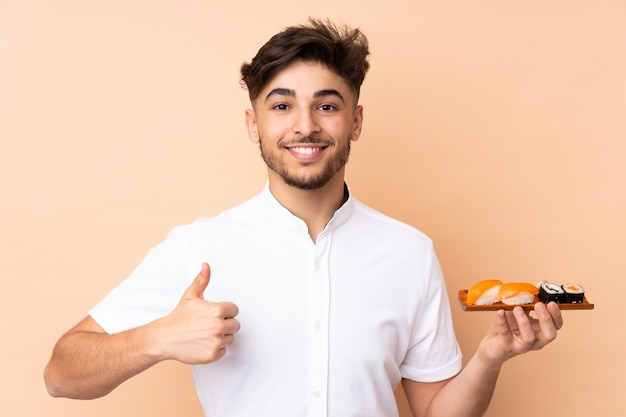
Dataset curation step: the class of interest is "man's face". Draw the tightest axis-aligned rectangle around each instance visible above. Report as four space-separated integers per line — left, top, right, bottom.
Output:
245 60 363 190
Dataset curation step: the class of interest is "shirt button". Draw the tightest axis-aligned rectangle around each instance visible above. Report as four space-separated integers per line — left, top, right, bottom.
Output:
315 260 321 269
314 322 321 332
313 390 321 398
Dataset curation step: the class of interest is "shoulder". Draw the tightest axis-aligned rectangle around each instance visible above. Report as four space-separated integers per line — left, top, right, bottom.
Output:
351 199 432 244
168 192 266 236
339 198 436 265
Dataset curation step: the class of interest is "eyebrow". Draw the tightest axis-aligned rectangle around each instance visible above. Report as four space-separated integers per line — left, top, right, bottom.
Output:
264 88 345 103
314 89 345 102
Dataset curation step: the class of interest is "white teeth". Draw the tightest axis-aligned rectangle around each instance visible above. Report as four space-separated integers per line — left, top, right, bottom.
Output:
292 147 321 155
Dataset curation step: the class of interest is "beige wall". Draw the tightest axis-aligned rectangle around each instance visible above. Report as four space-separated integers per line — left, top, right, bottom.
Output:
2 1 625 416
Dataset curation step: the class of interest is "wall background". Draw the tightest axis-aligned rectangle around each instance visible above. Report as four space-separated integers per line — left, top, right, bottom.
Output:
1 1 624 416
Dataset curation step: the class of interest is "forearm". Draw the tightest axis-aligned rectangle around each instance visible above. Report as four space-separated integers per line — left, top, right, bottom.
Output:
425 352 502 417
44 321 164 399
408 304 563 417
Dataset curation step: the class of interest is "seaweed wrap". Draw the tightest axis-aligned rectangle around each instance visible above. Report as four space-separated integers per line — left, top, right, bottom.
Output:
562 283 585 303
538 283 565 303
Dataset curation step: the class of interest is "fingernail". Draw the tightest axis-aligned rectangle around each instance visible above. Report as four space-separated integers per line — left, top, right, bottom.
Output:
535 302 547 312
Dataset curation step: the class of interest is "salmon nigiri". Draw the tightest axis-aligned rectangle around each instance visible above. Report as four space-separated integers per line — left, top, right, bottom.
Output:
467 279 503 305
497 282 539 305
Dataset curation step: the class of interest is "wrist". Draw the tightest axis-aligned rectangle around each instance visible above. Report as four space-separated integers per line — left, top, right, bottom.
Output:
142 318 172 362
475 338 508 372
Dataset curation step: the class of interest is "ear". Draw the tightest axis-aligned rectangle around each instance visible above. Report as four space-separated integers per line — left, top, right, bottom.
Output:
245 109 259 144
350 105 364 142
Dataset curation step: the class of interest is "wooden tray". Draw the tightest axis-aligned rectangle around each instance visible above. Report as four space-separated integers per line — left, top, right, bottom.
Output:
458 290 595 311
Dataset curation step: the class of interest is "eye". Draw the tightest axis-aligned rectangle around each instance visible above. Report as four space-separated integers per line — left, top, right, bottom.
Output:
319 103 337 112
272 103 289 111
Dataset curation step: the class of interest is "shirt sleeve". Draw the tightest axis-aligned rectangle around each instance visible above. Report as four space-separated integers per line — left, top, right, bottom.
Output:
399 250 463 382
89 227 192 334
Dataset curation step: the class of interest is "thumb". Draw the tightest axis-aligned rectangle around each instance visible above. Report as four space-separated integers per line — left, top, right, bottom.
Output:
183 262 211 300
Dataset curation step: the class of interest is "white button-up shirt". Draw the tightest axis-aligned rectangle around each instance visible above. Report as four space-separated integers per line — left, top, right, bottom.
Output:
91 184 461 416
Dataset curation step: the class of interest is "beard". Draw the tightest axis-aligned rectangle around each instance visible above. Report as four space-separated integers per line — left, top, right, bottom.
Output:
258 135 351 190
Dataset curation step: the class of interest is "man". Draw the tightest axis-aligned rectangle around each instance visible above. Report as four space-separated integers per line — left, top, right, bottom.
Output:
44 19 563 417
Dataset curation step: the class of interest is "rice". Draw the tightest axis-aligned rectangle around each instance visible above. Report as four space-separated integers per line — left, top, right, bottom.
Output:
474 285 502 305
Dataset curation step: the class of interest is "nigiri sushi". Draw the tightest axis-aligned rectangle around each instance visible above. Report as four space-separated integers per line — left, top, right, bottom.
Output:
498 282 539 305
467 279 503 305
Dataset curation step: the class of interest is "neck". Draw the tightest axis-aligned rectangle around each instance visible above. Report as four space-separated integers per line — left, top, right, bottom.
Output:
268 172 347 243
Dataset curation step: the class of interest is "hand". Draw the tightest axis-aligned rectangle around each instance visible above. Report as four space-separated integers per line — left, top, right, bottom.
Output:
477 302 563 367
154 263 240 364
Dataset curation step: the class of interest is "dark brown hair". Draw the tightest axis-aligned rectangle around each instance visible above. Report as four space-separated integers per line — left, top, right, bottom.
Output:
240 18 370 103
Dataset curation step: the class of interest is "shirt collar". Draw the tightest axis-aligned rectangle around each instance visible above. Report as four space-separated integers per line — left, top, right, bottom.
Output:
261 182 355 235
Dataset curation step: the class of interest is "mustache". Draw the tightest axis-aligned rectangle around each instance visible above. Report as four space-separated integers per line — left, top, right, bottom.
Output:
257 134 335 147
287 136 331 145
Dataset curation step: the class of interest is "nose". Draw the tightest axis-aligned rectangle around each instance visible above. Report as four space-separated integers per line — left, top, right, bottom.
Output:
292 108 321 137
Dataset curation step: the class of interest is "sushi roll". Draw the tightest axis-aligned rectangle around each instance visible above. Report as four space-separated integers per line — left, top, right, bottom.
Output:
498 282 539 305
562 283 585 303
538 283 565 303
467 279 503 305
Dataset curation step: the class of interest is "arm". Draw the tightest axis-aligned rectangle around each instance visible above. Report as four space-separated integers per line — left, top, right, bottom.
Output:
403 301 563 417
44 263 240 399
44 315 164 399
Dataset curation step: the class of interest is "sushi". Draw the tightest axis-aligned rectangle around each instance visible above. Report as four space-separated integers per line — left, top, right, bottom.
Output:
467 279 503 305
497 282 539 305
562 283 585 303
538 283 565 303
464 279 588 307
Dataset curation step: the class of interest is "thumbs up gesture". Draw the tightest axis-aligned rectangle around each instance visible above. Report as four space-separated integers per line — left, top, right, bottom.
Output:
154 263 240 364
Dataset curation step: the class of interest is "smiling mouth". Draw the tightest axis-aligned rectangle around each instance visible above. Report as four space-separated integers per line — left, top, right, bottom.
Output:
289 146 325 155
284 138 331 158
